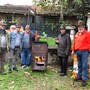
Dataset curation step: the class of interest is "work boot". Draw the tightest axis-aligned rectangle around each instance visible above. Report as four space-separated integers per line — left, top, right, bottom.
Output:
74 77 82 81
60 73 67 76
13 67 18 71
8 69 12 73
58 71 62 73
0 71 7 75
82 80 87 87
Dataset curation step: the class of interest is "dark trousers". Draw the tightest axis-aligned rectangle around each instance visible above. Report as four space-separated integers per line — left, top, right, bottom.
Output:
59 56 68 75
8 48 20 70
0 50 6 73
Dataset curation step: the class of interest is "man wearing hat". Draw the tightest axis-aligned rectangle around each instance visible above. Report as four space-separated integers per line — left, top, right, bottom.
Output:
56 25 71 76
21 25 35 68
0 20 9 74
72 20 90 86
8 24 22 73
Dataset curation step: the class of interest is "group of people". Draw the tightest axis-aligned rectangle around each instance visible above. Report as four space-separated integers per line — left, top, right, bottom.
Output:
0 19 90 87
56 20 90 86
0 20 35 74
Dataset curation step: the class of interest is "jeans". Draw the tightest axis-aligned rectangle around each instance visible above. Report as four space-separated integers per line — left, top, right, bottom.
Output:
21 48 31 66
76 50 89 81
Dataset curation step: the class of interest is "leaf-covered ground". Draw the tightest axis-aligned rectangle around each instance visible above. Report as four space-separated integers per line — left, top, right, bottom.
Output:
0 64 90 90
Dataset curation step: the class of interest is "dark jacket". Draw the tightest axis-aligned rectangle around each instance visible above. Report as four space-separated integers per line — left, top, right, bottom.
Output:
57 33 71 57
22 31 35 48
0 28 9 52
30 32 35 44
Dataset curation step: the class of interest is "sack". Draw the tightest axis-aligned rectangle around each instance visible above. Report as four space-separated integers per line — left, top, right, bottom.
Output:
71 54 78 78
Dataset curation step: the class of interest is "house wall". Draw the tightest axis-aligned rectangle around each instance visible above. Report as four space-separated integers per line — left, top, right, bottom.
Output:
0 14 5 20
38 15 78 37
0 13 78 36
64 16 78 26
0 13 33 29
36 15 44 31
0 13 45 32
35 16 60 37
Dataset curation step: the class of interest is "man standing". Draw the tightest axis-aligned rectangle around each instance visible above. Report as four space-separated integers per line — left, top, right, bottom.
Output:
56 25 71 76
0 20 8 74
21 25 35 68
8 24 22 73
10 25 16 32
72 20 90 86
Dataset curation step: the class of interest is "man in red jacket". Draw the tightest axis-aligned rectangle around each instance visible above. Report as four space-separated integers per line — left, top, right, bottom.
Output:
72 20 90 86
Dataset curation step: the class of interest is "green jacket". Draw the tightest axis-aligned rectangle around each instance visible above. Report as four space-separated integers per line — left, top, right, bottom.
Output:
0 28 9 52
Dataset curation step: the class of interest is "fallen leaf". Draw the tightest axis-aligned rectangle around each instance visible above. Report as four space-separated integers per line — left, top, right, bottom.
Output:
42 82 46 86
9 86 15 89
9 81 15 85
0 78 3 81
45 77 49 80
51 68 56 72
70 82 74 86
24 72 34 79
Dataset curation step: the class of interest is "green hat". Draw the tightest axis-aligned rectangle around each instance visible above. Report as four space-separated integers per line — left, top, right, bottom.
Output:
59 25 66 30
16 24 21 28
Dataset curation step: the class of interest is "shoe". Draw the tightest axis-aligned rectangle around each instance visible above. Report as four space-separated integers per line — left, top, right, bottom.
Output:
74 77 82 81
26 66 29 68
58 71 62 73
21 65 26 68
1 72 7 75
60 73 67 76
13 67 18 71
8 69 12 73
82 80 87 86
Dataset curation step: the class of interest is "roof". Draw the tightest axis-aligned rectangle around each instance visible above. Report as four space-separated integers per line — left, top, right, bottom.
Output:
0 4 65 16
0 4 41 15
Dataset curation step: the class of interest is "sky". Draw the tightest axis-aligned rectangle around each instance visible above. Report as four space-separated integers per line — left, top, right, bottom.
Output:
0 0 33 5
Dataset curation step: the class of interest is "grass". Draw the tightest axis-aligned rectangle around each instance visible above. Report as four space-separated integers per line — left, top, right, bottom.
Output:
39 36 57 47
0 64 90 90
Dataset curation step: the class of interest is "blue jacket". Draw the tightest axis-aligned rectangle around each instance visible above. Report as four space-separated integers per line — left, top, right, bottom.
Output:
10 30 23 49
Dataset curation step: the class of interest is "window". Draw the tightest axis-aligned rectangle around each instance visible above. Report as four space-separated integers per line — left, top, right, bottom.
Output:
32 16 34 23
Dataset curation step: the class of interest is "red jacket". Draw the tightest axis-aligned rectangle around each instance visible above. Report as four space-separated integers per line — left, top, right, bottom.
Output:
72 29 90 51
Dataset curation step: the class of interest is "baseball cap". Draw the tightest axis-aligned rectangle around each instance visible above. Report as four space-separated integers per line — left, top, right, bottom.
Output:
25 25 30 29
0 20 7 26
16 24 21 28
59 25 66 30
77 20 85 27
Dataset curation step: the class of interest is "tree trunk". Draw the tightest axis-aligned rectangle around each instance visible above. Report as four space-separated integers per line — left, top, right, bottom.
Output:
60 7 64 21
59 1 64 21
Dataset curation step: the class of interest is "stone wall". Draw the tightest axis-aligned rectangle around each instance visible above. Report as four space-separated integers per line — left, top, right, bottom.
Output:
47 47 73 66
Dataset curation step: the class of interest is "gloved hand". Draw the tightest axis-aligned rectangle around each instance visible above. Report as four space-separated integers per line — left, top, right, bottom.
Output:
71 50 75 55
